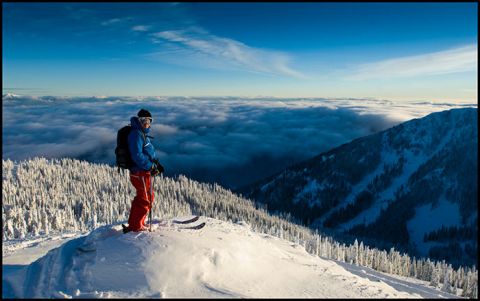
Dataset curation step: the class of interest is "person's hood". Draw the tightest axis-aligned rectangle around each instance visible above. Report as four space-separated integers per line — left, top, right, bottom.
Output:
130 116 150 134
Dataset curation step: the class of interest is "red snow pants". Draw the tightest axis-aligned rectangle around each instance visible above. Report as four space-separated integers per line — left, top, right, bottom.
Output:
127 170 154 231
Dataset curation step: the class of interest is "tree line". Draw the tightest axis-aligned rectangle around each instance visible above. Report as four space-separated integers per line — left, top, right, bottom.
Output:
2 157 477 298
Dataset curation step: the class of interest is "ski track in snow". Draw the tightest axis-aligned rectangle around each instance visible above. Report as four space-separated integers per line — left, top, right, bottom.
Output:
334 260 456 299
3 217 462 298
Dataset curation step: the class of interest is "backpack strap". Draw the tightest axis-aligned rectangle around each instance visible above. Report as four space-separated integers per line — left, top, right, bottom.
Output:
139 130 154 164
141 131 147 147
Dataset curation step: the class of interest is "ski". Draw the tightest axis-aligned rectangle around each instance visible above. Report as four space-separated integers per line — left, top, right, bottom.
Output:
122 220 205 233
172 216 200 224
179 222 206 230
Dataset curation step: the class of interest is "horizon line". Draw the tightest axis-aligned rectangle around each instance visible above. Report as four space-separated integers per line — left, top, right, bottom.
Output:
2 92 478 104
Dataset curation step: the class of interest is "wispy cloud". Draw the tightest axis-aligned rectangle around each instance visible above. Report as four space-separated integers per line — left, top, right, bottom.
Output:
346 45 477 81
132 25 151 32
149 27 307 79
101 18 122 26
101 17 132 26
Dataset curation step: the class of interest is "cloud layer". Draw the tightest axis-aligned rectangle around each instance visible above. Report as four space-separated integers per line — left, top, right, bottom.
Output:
2 96 476 188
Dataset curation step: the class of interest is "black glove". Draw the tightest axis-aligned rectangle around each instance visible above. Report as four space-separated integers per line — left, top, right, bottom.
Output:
151 162 160 177
153 159 165 174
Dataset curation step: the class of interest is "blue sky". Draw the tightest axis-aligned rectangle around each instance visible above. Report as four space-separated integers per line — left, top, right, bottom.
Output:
3 2 478 101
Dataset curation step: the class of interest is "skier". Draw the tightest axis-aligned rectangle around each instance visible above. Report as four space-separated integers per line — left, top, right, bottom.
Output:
123 109 164 233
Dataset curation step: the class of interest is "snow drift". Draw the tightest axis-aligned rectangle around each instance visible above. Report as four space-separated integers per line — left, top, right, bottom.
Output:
6 217 460 298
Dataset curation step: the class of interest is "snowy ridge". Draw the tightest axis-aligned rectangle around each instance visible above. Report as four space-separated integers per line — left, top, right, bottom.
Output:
2 93 22 100
242 108 477 270
2 157 478 297
338 118 455 231
4 217 463 298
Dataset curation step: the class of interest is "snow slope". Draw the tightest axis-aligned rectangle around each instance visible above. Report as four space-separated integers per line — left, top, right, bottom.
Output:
3 217 460 298
243 108 477 268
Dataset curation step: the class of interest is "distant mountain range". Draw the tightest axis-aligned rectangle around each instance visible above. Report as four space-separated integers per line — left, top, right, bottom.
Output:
239 108 478 268
2 93 21 99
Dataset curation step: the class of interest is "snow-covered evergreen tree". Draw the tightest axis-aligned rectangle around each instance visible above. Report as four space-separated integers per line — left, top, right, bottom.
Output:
2 157 477 298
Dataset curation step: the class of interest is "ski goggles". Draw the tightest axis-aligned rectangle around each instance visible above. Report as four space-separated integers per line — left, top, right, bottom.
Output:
139 117 153 124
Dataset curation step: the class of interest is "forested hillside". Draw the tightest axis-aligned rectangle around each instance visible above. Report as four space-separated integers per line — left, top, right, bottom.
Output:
2 157 477 297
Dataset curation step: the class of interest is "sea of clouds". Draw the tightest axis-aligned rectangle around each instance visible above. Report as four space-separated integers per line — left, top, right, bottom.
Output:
2 94 476 189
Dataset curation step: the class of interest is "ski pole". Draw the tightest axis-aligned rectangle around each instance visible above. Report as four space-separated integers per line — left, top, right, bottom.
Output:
150 174 154 232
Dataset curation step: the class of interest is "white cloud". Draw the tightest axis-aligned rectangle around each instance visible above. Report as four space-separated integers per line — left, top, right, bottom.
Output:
346 45 478 81
132 25 151 32
150 28 307 79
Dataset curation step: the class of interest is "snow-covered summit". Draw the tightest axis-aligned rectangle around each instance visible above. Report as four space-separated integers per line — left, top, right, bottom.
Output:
5 216 461 298
2 93 23 100
242 108 478 268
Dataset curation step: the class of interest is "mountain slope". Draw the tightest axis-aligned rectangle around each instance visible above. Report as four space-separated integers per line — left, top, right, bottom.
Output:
2 156 478 297
4 216 460 298
240 108 478 267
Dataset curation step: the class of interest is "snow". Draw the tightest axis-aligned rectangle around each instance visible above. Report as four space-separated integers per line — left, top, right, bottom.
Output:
314 159 386 227
407 196 462 256
2 232 81 265
293 178 328 206
338 147 427 231
3 216 461 298
334 260 456 299
338 118 457 232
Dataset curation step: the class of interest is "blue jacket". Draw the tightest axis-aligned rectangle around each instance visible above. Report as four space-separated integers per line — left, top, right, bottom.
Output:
128 117 156 172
